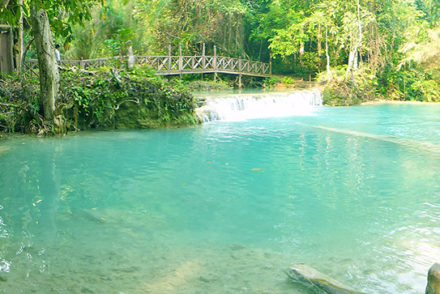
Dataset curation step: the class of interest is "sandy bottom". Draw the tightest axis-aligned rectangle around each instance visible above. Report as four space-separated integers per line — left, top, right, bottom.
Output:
0 209 311 294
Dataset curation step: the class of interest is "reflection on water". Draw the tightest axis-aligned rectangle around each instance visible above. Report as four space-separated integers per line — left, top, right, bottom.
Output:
0 104 439 293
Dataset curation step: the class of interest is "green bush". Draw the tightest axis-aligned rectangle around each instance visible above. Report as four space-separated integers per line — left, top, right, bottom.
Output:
411 79 440 102
0 66 198 135
319 67 380 106
281 76 295 86
185 80 232 92
264 76 281 88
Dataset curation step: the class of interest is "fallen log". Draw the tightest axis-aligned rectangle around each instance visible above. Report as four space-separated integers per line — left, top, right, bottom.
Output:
286 264 363 294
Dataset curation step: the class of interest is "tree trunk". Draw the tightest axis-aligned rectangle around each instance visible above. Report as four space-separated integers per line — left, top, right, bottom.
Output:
31 4 59 120
356 0 363 70
354 50 359 70
17 0 23 73
346 0 363 81
325 25 331 82
299 25 305 67
317 24 322 57
346 43 356 79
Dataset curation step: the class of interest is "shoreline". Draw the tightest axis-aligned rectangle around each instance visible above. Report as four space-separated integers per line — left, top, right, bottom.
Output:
361 100 440 105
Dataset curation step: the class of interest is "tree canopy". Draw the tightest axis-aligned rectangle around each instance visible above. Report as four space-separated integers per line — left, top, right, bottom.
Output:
1 0 440 103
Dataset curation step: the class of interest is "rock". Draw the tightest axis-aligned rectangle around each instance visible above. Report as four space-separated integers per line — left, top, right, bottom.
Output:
287 264 362 294
426 263 440 294
78 209 106 224
230 244 246 251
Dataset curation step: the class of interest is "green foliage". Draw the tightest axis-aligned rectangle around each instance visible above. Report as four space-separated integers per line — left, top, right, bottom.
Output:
320 67 380 106
412 79 440 102
0 68 198 134
184 80 232 93
0 74 41 133
281 76 295 86
59 67 197 130
264 76 281 88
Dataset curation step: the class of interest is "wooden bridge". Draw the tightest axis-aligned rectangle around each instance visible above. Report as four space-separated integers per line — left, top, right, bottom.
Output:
25 45 271 81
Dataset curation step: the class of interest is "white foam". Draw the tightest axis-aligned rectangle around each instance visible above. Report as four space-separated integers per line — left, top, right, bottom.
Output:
196 89 322 122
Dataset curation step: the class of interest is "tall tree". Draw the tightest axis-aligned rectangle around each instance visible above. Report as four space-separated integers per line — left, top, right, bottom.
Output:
30 2 58 119
0 0 96 119
29 0 95 119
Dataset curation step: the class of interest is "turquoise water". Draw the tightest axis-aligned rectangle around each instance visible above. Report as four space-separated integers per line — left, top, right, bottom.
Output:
1 104 440 293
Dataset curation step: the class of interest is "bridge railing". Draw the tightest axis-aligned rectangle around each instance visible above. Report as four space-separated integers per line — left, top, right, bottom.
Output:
133 55 270 76
25 52 271 77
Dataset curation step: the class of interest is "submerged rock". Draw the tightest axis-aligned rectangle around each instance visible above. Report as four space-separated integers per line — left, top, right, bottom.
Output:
426 263 440 294
287 264 362 294
79 209 106 224
0 146 9 155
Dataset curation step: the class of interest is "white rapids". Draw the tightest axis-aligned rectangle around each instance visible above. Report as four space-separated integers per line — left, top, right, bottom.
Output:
195 89 323 122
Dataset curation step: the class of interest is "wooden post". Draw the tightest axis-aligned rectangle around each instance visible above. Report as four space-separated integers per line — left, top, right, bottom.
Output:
80 57 84 69
213 45 217 82
269 53 272 75
179 43 182 78
168 43 172 72
202 43 205 80
202 43 206 68
238 57 243 88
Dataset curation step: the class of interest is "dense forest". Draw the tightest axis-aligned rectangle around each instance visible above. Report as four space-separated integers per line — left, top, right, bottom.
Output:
61 0 440 103
0 0 439 133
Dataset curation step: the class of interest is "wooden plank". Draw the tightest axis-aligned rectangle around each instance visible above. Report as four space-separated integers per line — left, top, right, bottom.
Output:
157 57 169 71
204 56 213 69
193 56 202 69
182 56 192 70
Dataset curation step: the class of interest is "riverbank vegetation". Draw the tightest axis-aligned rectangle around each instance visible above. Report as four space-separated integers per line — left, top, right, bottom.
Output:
0 67 197 135
0 0 439 134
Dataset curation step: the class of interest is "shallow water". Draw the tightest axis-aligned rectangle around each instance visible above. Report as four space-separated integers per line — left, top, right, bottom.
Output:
1 103 440 293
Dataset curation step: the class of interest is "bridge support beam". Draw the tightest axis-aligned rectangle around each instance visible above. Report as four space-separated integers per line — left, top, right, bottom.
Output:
168 43 172 73
238 74 242 88
213 45 217 82
202 43 205 80
179 43 182 79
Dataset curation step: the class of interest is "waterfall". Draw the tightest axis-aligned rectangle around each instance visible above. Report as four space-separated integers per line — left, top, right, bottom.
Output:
195 89 323 122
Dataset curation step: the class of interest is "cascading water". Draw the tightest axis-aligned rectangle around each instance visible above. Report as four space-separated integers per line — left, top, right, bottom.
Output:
195 89 323 122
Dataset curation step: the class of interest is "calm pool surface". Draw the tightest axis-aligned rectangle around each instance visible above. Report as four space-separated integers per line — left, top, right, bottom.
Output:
1 104 440 293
